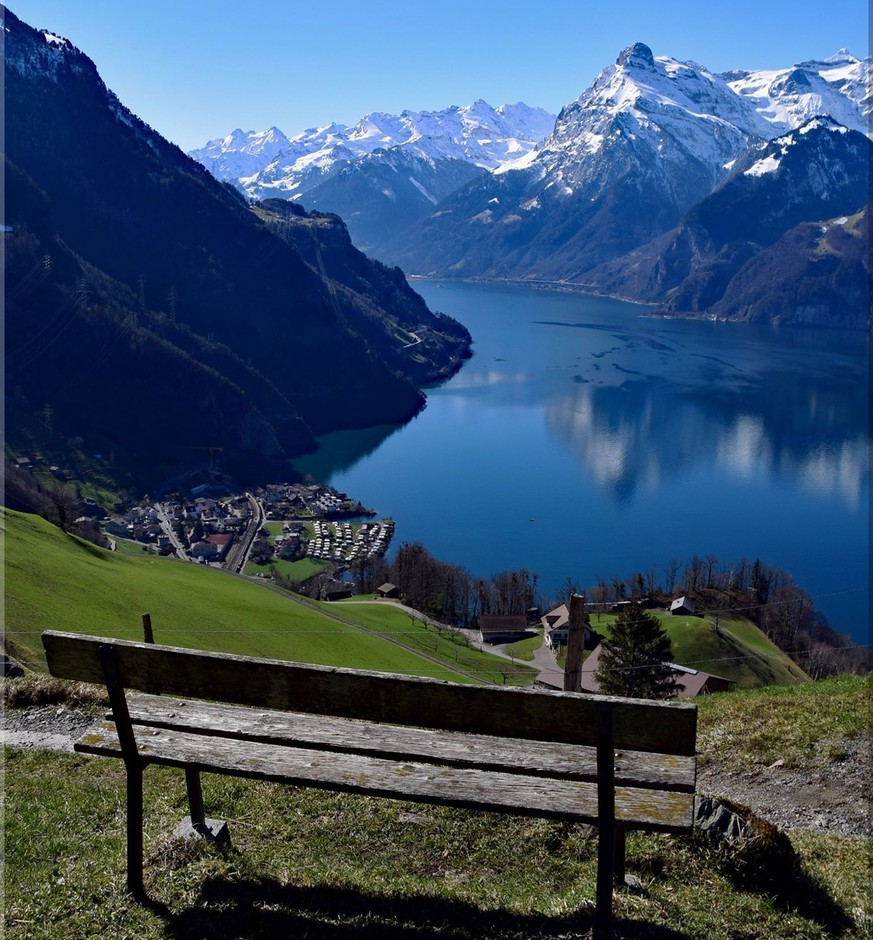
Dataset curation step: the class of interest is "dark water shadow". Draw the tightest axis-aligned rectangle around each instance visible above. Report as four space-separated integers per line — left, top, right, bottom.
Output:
155 876 694 940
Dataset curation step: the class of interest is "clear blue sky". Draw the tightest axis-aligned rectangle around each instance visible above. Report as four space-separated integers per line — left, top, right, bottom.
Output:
12 0 870 151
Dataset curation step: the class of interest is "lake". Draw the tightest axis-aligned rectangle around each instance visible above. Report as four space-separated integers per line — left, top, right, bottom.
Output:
296 281 869 645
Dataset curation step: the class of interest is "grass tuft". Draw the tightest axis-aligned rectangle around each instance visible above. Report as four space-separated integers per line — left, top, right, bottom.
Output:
3 673 108 710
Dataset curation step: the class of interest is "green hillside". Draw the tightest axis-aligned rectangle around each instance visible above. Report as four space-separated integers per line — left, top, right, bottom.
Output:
4 508 804 691
1 509 473 683
588 609 809 688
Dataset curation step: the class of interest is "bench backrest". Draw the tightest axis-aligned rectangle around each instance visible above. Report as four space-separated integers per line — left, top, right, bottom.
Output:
42 631 697 756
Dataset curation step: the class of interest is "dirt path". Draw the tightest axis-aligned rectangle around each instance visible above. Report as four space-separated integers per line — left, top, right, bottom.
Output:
696 741 870 838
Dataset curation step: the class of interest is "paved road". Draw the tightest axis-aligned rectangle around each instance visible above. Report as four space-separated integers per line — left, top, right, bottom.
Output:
226 494 263 574
154 502 189 561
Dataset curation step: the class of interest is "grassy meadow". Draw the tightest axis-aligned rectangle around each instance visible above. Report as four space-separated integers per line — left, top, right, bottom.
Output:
326 600 538 686
587 609 809 688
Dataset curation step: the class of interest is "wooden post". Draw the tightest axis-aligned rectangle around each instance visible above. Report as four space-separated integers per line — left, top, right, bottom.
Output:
142 613 154 644
563 593 586 692
593 701 616 940
185 768 206 829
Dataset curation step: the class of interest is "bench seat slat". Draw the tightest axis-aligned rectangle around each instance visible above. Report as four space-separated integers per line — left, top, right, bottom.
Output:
120 695 697 792
76 722 695 833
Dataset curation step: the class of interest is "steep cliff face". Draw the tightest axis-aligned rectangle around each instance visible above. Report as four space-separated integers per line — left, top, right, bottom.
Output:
255 200 471 385
3 7 470 485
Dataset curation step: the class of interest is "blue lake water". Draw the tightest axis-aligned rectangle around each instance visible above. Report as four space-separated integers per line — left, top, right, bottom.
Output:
296 281 869 645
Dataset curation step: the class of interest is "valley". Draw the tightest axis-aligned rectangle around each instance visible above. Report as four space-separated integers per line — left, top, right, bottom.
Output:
4 7 868 654
3 6 870 938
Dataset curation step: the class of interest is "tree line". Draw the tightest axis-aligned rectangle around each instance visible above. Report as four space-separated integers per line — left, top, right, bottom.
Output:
581 554 867 679
314 542 867 679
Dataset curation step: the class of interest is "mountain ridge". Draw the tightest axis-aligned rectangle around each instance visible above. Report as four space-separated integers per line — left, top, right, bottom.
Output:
186 42 869 327
3 5 471 488
191 100 556 194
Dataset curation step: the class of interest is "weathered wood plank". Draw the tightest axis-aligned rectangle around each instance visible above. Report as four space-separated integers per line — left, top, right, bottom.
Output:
43 632 697 755
119 694 697 791
75 722 696 832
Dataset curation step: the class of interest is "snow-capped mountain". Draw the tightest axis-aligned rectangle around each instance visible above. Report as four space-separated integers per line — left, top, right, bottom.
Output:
384 43 871 289
193 126 293 180
723 50 870 138
514 42 769 224
189 101 555 199
189 101 554 252
507 43 869 215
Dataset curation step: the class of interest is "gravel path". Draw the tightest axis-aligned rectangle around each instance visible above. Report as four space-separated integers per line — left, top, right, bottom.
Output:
697 740 871 838
3 704 102 753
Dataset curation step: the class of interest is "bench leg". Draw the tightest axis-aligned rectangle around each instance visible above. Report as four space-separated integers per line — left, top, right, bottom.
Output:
614 825 626 884
593 823 615 940
126 764 145 898
594 702 616 940
175 768 230 846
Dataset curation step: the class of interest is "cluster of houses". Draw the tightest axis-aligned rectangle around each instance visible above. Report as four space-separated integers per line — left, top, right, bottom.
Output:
102 481 389 570
105 495 250 562
304 519 395 563
258 482 375 521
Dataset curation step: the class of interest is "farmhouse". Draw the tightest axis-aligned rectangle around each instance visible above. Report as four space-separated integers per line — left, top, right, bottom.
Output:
540 603 596 650
670 596 696 616
478 614 529 644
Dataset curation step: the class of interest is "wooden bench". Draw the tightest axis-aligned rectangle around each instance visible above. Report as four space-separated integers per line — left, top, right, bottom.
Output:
42 631 698 939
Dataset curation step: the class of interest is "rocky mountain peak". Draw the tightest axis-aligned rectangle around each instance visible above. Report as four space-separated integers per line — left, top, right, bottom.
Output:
616 42 655 70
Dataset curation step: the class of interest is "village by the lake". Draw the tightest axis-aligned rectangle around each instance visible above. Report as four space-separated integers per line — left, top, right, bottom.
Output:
76 471 396 594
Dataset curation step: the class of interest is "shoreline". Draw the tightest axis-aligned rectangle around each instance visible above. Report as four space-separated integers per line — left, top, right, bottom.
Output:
410 276 871 330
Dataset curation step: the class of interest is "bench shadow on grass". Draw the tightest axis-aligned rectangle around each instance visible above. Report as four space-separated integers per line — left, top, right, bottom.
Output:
153 876 693 940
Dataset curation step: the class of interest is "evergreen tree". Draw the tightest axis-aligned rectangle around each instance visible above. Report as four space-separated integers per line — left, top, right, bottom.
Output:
595 602 677 699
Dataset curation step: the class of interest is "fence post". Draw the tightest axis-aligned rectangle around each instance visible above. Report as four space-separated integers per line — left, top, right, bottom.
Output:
142 613 154 644
563 594 586 692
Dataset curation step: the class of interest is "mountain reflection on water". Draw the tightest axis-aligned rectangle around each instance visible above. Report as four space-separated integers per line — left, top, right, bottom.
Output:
295 282 869 641
546 372 867 508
